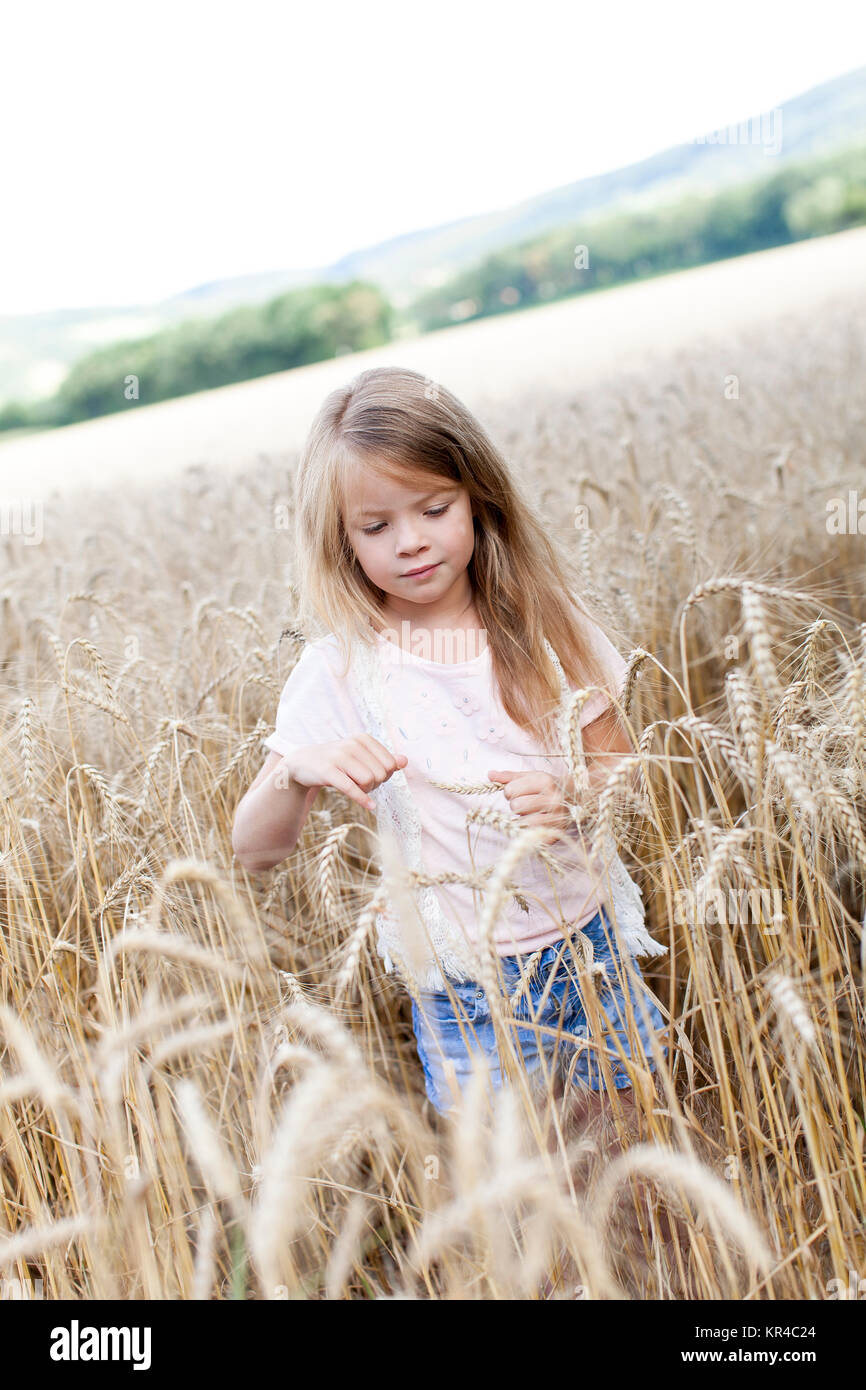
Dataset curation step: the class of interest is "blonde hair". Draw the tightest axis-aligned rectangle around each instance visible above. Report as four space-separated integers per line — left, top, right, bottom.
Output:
292 365 623 754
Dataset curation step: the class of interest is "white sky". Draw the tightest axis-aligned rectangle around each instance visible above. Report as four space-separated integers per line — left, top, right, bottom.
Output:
3 0 865 315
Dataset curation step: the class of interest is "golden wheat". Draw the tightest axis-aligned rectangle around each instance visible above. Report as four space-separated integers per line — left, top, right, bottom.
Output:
0 294 864 1299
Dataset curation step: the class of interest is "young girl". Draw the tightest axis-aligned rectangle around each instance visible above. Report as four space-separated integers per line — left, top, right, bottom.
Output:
232 365 668 1119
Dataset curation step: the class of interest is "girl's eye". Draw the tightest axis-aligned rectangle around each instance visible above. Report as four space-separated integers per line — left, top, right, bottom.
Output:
361 504 450 537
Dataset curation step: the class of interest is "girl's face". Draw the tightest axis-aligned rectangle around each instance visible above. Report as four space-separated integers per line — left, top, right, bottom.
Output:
343 461 476 607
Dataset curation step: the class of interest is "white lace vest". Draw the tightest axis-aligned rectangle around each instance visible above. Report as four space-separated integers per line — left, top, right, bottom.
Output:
344 632 668 992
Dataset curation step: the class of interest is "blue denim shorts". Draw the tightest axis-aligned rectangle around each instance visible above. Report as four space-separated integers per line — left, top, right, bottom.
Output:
410 905 667 1116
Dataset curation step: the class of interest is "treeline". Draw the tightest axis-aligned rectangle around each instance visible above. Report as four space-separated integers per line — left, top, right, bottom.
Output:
410 141 866 330
0 281 393 432
2 142 865 434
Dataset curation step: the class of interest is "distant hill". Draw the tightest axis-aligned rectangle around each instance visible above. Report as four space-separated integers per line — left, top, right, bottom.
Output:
2 63 864 408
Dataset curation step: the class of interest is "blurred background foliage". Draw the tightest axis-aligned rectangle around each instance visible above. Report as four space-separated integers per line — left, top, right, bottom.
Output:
2 139 864 435
411 141 866 329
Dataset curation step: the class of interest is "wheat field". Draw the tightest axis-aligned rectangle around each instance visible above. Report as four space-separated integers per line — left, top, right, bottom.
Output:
0 288 864 1301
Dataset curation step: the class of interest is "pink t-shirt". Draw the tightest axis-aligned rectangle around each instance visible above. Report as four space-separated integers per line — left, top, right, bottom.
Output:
261 621 628 959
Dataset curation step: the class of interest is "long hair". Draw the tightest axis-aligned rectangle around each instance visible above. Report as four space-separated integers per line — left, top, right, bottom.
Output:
292 365 623 755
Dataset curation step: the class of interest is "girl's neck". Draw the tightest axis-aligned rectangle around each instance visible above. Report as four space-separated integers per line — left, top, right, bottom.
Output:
373 594 482 638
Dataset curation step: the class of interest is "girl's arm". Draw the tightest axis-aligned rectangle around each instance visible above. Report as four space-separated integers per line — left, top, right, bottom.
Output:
232 750 321 873
234 637 352 872
232 735 407 873
566 703 640 815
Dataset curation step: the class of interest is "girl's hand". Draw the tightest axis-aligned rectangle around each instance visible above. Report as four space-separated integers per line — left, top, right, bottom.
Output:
286 735 408 813
487 768 575 845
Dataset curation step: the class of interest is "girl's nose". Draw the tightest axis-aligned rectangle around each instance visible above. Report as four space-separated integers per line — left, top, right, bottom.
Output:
396 526 424 551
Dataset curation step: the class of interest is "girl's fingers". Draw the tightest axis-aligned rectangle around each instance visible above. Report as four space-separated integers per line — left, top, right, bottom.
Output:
359 733 407 769
328 768 377 812
345 752 403 792
512 803 571 834
348 746 396 784
508 792 555 815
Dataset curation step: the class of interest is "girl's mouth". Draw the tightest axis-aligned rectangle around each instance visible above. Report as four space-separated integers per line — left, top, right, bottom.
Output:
403 563 440 579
